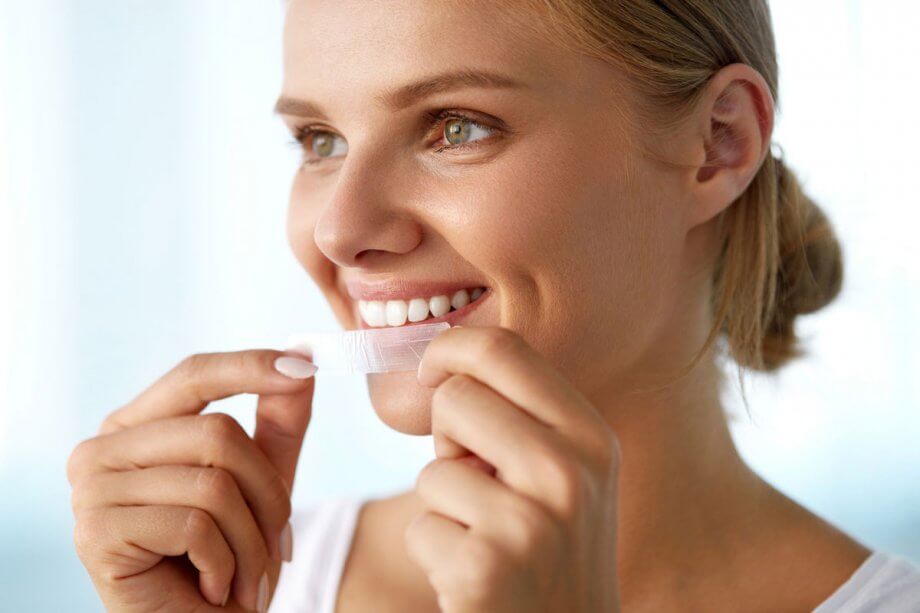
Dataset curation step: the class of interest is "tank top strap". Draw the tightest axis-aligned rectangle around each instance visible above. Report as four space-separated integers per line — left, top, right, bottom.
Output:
271 495 367 613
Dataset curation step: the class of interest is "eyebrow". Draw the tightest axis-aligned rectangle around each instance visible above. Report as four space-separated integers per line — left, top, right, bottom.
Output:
274 68 528 119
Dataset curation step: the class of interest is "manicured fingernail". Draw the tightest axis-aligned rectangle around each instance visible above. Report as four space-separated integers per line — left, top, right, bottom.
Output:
220 584 230 607
257 571 269 613
280 521 293 562
274 356 317 379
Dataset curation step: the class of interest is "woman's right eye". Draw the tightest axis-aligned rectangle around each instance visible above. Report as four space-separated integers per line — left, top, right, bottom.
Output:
293 127 348 165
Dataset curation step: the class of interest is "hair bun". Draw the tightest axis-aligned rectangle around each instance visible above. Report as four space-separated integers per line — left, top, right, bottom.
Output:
760 155 844 369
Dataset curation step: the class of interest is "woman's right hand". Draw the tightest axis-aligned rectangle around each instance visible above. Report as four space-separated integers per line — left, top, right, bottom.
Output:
66 349 318 612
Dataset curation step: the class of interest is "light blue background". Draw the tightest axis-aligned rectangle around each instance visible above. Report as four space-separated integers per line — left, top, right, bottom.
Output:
1 1 918 611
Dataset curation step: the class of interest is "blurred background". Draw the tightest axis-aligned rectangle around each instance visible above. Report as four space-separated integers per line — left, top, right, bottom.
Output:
1 0 918 610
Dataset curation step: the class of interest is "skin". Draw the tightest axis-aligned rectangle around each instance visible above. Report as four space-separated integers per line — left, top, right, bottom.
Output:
279 0 871 611
67 0 871 612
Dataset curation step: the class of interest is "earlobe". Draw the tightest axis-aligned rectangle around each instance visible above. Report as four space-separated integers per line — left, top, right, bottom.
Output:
688 63 775 228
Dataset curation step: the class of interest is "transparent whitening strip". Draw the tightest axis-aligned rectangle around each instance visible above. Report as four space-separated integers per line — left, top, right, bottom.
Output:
285 321 452 374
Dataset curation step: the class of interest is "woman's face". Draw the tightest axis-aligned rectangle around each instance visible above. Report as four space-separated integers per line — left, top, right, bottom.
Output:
280 0 705 434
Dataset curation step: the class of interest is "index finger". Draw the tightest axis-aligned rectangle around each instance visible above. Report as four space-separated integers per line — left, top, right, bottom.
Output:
416 327 603 438
100 349 313 434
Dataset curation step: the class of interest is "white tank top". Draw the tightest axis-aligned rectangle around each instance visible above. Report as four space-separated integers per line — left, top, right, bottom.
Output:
269 496 920 612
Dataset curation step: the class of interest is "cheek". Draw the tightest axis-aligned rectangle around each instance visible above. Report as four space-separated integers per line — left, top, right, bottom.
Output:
452 137 675 387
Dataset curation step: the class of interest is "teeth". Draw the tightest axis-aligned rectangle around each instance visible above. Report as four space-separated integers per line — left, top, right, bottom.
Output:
386 300 408 326
363 300 387 327
407 298 429 322
357 287 486 328
429 295 451 318
450 289 469 310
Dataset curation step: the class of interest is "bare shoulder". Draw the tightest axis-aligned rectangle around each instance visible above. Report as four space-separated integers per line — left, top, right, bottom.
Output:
744 482 874 611
334 490 439 613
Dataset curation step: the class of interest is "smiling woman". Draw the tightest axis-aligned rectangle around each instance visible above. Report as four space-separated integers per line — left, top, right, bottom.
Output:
64 0 920 612
270 0 920 611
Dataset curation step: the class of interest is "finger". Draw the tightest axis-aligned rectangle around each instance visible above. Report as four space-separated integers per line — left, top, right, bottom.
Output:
74 505 235 608
73 465 270 609
253 356 316 493
454 452 497 478
416 458 556 562
404 510 467 576
417 327 604 440
430 373 578 518
415 457 550 556
69 414 291 565
252 377 316 563
99 349 313 435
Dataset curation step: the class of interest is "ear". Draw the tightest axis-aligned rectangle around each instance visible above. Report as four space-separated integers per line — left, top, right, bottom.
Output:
686 62 775 228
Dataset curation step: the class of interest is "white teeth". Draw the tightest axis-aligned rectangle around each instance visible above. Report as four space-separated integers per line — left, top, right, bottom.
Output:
450 289 470 310
386 300 408 326
364 300 387 327
357 287 486 328
429 295 451 317
407 298 430 322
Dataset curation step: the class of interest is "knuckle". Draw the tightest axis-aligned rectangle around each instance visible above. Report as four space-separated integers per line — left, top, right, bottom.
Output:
183 507 216 543
477 327 523 360
432 374 475 410
69 472 100 513
264 470 293 524
195 467 238 503
66 438 98 486
539 453 584 519
458 537 505 601
178 352 209 381
96 412 128 436
403 513 423 547
504 496 551 555
224 349 252 378
414 458 444 495
72 508 107 559
199 413 245 458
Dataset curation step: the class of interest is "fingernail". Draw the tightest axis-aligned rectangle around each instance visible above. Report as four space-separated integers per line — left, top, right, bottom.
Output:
274 356 317 379
280 521 293 562
257 571 269 613
220 584 230 607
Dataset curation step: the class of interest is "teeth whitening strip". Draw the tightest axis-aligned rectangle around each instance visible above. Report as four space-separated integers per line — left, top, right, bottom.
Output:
285 321 452 374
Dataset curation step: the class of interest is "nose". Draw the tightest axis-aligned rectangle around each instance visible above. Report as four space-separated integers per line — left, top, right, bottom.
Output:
312 151 423 267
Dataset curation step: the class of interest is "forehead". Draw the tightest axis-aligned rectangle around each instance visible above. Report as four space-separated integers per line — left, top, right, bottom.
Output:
280 0 607 112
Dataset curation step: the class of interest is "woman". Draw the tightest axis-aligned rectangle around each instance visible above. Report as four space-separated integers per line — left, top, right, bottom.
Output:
67 0 920 611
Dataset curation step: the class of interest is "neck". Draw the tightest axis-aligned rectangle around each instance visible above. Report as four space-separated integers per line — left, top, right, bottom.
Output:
590 343 770 602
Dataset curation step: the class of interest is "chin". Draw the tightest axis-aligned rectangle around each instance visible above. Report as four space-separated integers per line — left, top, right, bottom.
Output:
365 370 436 434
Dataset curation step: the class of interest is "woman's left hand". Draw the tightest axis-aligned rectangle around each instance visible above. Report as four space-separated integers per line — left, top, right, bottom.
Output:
408 325 622 613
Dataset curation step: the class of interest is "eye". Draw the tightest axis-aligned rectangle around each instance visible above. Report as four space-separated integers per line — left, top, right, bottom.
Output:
434 112 496 153
291 127 348 166
289 109 500 167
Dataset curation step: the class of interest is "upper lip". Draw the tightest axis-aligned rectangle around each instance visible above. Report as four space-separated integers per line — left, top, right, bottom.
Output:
344 277 487 301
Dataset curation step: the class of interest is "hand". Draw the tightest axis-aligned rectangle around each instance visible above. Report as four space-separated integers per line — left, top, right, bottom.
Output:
406 326 622 613
67 349 317 612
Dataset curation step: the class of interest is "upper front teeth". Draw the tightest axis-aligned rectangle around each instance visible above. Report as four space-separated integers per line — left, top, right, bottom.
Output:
359 287 486 327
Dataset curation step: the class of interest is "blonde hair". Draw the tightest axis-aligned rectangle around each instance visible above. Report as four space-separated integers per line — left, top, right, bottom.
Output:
517 0 843 397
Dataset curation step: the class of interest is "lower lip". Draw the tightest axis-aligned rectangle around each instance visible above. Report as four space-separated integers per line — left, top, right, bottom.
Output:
357 288 491 330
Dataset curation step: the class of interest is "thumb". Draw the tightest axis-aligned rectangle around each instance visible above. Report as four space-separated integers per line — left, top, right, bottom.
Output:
253 352 317 494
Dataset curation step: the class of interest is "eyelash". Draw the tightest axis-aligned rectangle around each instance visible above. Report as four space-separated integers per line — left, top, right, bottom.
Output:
288 109 498 166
